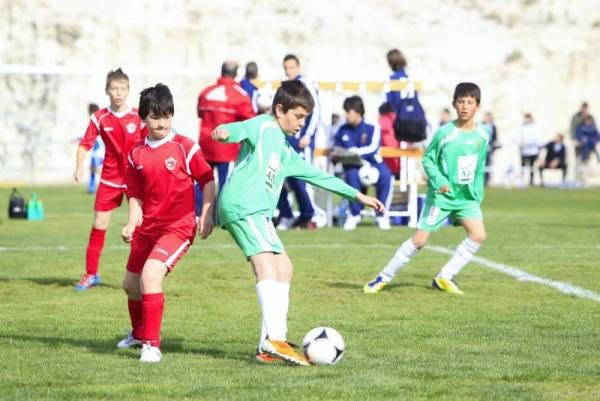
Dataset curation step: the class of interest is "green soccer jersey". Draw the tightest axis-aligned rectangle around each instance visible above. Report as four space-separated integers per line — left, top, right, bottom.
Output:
217 114 359 226
422 121 490 209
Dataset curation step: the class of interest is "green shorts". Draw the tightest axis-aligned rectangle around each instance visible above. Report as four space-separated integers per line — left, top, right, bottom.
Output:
417 202 483 232
224 212 284 259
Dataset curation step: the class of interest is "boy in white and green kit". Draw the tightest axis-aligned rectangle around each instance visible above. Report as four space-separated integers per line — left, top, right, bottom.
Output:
364 82 489 295
213 80 384 365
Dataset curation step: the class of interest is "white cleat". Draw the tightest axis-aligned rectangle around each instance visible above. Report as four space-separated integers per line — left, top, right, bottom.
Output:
343 214 361 231
276 217 295 230
140 343 162 363
376 216 391 230
117 331 142 349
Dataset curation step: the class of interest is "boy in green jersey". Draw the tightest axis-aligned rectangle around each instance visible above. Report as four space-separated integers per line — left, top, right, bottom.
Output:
364 82 488 295
212 80 384 365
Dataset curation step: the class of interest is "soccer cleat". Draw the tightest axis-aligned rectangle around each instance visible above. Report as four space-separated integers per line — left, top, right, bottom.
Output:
343 214 361 231
140 343 162 363
376 216 391 230
432 276 464 295
276 217 295 230
255 348 282 363
74 274 101 292
363 274 389 294
117 331 142 349
261 339 310 366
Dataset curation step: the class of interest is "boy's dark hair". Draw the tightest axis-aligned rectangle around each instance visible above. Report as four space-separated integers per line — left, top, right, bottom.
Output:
105 68 129 90
221 61 238 78
387 49 407 71
271 80 314 114
453 82 481 105
283 54 300 65
138 83 174 119
378 102 394 115
88 103 99 115
245 62 258 79
343 95 365 117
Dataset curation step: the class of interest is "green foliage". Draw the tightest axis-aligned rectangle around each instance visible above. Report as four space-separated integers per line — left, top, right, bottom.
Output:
0 186 599 401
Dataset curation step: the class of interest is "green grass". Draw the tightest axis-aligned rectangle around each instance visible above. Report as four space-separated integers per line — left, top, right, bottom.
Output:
0 186 599 401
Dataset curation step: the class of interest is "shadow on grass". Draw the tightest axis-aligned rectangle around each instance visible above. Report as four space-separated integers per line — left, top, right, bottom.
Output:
0 276 120 289
0 333 250 363
327 281 430 291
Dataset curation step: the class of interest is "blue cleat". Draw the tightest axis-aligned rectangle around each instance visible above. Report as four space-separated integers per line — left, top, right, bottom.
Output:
75 274 101 292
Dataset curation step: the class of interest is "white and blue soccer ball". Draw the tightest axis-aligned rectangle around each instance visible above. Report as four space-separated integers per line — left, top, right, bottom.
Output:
302 326 345 365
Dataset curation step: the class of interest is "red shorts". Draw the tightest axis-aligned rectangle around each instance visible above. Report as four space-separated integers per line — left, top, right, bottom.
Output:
94 182 126 212
126 231 191 274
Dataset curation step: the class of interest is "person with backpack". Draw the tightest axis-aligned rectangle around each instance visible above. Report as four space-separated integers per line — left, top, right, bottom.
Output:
385 49 427 143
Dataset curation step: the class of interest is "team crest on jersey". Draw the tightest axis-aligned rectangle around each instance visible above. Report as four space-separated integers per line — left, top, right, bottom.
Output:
360 132 369 145
126 122 137 134
165 157 177 171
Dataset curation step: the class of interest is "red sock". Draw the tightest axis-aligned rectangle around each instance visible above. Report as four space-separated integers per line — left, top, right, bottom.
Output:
85 227 106 275
128 298 143 340
142 293 165 347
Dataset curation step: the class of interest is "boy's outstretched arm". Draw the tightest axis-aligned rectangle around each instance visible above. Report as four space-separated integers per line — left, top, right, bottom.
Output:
356 192 385 214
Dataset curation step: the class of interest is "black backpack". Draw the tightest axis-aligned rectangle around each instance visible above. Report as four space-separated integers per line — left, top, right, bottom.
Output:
8 188 27 219
393 94 427 142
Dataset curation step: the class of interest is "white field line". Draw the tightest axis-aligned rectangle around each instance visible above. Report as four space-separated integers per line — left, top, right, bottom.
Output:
1 243 600 303
427 245 600 303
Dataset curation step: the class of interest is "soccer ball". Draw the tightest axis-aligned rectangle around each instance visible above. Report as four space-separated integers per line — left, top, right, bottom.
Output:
302 327 345 365
358 163 380 186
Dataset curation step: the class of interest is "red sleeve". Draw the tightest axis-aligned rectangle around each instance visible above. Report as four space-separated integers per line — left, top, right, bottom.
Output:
125 151 145 200
188 145 214 188
79 118 99 150
197 93 203 119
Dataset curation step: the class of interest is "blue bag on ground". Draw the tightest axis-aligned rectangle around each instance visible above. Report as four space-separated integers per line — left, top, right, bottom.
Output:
27 193 44 221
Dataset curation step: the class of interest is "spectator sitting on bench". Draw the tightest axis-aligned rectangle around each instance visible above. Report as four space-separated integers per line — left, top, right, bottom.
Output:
334 95 393 231
539 133 567 186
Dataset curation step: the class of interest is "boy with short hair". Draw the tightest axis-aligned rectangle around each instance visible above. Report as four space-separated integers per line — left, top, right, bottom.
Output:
364 82 488 295
74 68 146 291
212 80 384 365
118 83 215 363
334 95 394 230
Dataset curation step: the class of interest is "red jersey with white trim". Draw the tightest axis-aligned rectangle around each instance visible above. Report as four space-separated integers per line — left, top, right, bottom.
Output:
80 107 146 188
197 77 255 162
126 132 214 238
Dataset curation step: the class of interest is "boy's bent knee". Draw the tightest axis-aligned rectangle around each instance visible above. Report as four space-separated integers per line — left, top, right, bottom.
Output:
468 232 486 244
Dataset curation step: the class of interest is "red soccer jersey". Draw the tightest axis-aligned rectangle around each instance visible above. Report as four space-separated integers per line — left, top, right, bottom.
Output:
197 77 255 162
126 132 214 238
80 107 146 188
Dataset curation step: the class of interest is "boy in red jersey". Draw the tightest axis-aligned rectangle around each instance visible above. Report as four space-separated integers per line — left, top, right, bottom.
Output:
118 83 215 363
74 68 147 291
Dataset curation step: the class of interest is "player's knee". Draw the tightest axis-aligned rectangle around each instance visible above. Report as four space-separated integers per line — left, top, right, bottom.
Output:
411 236 427 249
469 231 486 244
122 279 139 298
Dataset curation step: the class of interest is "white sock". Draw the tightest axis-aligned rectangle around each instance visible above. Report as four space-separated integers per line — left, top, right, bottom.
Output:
275 281 290 341
381 239 418 280
256 280 285 341
438 238 481 280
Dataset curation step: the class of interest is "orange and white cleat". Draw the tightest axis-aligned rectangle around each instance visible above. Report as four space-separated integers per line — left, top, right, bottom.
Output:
261 339 310 366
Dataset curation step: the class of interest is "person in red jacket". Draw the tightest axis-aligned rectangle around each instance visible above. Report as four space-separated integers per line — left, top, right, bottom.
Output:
196 61 255 208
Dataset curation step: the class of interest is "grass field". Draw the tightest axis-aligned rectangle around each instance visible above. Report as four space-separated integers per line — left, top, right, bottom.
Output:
0 185 599 401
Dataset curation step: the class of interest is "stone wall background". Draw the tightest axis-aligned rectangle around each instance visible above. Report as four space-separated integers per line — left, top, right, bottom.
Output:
1 0 599 184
